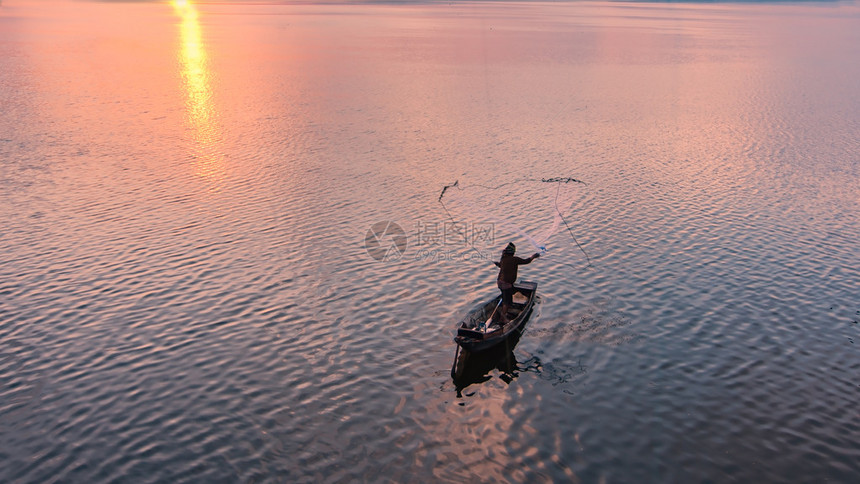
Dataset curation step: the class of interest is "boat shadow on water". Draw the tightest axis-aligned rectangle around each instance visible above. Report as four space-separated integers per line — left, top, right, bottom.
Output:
450 326 529 396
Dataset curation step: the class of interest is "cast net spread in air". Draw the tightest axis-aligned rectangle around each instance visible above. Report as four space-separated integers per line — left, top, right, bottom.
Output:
438 177 591 266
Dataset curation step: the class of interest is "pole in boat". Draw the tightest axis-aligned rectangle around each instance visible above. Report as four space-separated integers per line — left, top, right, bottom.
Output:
483 299 502 331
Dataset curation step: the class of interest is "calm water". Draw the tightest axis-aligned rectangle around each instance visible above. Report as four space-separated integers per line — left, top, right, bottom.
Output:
2 1 859 482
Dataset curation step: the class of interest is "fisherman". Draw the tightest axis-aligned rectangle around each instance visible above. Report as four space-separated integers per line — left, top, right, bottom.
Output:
493 242 539 326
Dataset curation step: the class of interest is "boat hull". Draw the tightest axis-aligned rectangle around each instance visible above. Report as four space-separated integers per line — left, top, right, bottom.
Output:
453 281 537 353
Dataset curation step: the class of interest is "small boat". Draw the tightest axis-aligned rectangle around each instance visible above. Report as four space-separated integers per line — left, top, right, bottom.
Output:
450 322 525 387
453 281 537 353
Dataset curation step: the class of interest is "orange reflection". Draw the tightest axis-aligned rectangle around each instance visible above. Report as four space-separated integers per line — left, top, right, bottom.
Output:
173 0 224 184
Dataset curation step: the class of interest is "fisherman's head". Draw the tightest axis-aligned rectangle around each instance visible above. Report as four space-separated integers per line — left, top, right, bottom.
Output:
503 242 516 255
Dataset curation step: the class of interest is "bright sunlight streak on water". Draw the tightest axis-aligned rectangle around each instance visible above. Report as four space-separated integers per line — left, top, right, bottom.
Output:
173 0 224 184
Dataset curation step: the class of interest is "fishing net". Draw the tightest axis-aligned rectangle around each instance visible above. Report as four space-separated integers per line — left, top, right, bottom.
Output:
439 177 590 265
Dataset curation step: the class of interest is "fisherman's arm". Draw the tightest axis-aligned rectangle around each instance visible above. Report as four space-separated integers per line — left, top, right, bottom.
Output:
515 253 541 265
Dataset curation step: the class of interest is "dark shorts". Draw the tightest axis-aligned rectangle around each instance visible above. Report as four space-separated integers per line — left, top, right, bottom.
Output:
499 283 516 306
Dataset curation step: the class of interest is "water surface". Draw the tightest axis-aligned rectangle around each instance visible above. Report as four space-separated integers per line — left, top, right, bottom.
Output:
1 1 859 482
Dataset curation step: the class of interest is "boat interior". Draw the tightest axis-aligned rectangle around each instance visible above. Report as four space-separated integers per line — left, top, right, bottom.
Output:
461 286 533 332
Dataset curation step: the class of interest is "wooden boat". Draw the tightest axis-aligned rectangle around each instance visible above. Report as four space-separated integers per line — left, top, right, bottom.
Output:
450 321 525 385
454 281 537 353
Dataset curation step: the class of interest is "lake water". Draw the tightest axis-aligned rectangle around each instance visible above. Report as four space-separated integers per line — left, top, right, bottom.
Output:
1 1 859 482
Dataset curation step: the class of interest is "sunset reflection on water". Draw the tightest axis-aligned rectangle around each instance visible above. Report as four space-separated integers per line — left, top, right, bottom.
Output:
173 0 224 184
